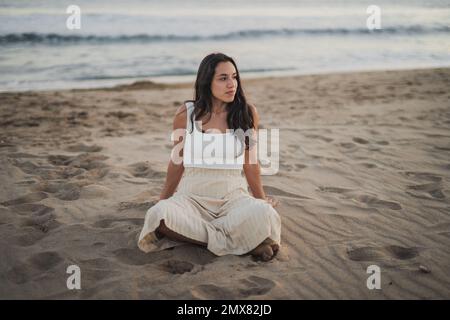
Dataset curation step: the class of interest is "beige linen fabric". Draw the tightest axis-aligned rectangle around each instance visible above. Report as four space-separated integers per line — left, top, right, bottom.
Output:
137 167 281 256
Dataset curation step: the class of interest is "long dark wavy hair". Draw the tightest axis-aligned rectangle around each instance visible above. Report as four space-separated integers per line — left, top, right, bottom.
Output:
186 53 255 152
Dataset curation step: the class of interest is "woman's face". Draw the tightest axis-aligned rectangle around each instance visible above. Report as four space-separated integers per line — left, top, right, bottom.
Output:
210 61 238 103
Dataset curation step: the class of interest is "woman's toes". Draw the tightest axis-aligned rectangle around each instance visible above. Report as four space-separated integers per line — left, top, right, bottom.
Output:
261 250 273 261
271 244 280 256
259 238 280 259
252 244 274 262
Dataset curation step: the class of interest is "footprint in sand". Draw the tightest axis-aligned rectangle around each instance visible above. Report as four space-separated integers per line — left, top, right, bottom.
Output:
359 162 377 169
295 164 307 170
352 137 369 144
47 154 74 166
11 159 67 179
15 179 38 186
351 194 402 210
127 162 166 179
347 245 419 262
429 222 450 237
79 184 113 199
10 119 40 127
407 182 446 200
80 257 114 270
68 154 109 171
118 200 155 212
51 166 86 180
304 134 334 143
65 143 102 153
34 181 81 200
6 264 34 284
13 226 50 247
117 245 207 278
113 248 164 266
92 242 107 248
402 171 442 182
163 260 194 274
19 210 60 233
171 246 217 266
1 192 48 207
434 146 450 152
7 152 43 159
318 186 353 194
5 203 60 243
9 203 54 216
122 178 150 185
190 284 235 299
81 167 110 180
55 182 81 201
263 185 310 200
239 276 276 297
105 111 136 120
6 251 64 284
386 246 420 260
92 217 143 229
28 251 64 271
402 171 445 200
48 153 109 170
340 142 357 149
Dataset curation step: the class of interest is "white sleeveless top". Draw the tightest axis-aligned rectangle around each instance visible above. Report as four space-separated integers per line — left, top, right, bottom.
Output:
182 101 245 170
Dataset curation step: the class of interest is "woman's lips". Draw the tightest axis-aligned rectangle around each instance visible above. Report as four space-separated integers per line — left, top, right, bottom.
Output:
225 91 235 96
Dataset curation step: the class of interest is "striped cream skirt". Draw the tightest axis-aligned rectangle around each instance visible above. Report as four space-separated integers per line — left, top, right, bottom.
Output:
137 167 281 256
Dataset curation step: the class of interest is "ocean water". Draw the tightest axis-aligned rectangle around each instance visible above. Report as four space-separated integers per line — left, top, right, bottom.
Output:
0 0 449 92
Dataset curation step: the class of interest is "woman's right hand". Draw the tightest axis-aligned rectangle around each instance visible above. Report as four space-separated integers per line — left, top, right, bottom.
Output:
265 196 279 208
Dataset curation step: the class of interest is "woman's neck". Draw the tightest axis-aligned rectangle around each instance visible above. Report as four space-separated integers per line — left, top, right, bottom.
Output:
211 99 227 114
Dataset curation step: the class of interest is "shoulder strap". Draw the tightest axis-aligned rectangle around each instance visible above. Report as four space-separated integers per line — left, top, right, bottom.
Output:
185 101 195 132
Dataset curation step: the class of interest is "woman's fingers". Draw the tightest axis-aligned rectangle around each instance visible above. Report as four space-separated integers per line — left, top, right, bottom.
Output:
266 196 279 208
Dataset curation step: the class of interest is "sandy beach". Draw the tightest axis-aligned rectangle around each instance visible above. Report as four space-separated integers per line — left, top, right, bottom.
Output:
0 67 449 299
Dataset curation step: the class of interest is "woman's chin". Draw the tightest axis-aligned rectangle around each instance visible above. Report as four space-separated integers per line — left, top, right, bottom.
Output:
224 96 235 102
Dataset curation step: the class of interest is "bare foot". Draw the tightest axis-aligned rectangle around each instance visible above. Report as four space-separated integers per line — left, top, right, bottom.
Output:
250 243 274 262
260 238 280 259
155 229 164 240
271 243 280 257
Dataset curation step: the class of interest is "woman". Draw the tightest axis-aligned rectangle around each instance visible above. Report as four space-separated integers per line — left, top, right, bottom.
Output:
137 53 281 261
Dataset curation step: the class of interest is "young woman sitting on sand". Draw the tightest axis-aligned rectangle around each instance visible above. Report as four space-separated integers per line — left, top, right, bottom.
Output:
137 52 281 261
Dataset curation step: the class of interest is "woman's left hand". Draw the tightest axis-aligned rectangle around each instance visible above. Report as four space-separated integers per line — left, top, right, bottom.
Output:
265 196 279 208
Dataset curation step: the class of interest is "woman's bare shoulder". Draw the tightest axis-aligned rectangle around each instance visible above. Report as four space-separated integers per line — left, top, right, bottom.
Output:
173 102 189 129
248 103 258 114
175 102 188 116
248 103 260 128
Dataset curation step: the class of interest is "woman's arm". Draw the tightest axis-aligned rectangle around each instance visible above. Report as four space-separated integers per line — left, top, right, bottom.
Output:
243 105 279 207
159 104 187 200
243 104 267 200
